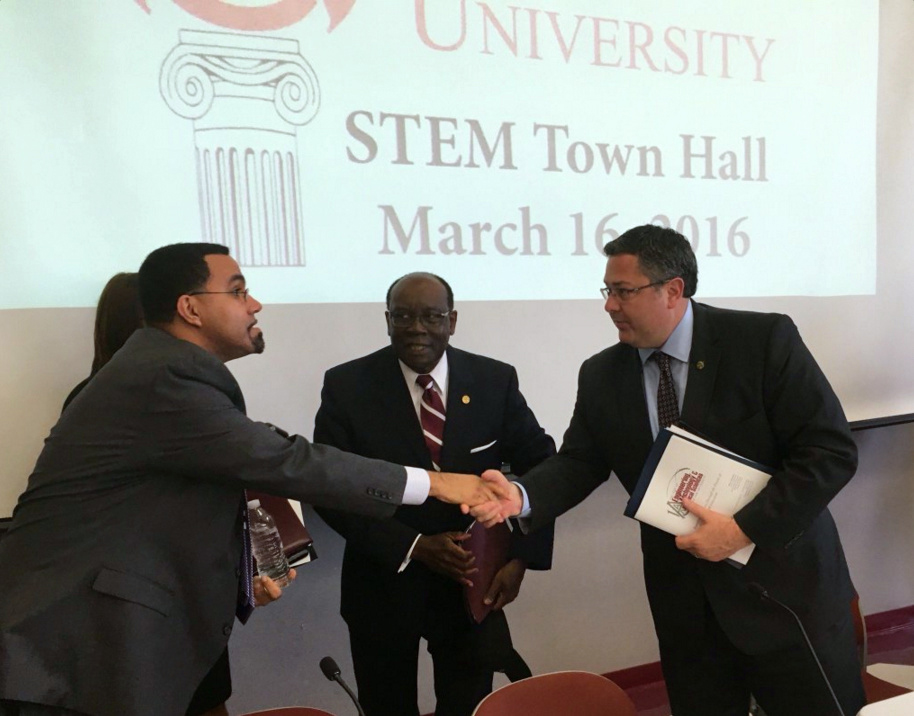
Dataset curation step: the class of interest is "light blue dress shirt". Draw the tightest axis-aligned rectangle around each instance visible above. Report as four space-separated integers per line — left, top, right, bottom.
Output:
638 301 694 439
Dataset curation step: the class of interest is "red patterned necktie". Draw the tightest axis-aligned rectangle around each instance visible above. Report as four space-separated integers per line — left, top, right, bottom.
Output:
651 351 680 429
416 374 446 470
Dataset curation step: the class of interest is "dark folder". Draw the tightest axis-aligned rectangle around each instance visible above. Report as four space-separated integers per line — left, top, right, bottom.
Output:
462 520 512 624
246 491 317 566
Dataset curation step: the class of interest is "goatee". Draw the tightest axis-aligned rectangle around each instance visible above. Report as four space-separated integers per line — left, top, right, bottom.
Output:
252 332 265 354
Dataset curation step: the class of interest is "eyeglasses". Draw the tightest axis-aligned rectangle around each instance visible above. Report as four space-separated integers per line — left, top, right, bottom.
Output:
600 279 672 302
388 310 452 328
188 288 250 301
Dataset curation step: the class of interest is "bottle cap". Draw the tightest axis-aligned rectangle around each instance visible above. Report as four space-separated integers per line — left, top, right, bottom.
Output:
246 499 261 509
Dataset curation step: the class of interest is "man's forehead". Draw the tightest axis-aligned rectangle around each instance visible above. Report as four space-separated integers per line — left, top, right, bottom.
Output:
205 254 245 285
389 277 447 306
605 253 646 282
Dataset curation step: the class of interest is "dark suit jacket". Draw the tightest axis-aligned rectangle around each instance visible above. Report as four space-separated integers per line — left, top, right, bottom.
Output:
518 302 857 654
0 328 408 716
314 345 555 632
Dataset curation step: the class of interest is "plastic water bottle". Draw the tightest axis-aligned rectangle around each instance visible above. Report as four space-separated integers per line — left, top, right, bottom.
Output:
247 499 292 588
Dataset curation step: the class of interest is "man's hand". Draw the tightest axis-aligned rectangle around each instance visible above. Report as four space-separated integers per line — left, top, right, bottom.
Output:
675 498 751 562
429 472 497 507
412 532 477 587
483 559 526 610
461 469 523 527
254 568 296 606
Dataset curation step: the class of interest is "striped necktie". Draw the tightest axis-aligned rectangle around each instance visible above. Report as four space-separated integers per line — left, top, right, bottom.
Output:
651 351 680 429
416 374 446 471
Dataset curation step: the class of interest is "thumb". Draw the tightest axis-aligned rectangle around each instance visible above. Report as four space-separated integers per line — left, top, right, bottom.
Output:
680 497 708 521
480 469 508 491
484 574 502 605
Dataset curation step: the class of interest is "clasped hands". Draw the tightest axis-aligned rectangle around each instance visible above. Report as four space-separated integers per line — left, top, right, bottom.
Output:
429 469 522 527
429 469 522 522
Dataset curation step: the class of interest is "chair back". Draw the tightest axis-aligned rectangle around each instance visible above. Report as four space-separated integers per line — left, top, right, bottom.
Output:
851 592 914 704
471 670 637 716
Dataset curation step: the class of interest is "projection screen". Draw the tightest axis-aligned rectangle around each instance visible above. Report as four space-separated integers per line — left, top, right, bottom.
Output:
2 0 913 516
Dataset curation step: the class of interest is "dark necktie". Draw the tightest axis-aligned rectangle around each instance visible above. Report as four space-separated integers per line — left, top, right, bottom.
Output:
236 493 255 624
651 351 680 429
417 374 446 470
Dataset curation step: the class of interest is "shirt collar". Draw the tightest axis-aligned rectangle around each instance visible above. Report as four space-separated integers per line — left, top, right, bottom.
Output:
638 300 694 365
398 350 449 393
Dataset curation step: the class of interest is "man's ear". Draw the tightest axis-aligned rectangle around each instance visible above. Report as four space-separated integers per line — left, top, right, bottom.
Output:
385 310 392 337
448 310 458 336
666 278 686 306
175 295 203 327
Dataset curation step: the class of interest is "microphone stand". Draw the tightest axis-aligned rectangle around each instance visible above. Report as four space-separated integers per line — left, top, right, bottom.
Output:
319 656 366 716
748 582 846 716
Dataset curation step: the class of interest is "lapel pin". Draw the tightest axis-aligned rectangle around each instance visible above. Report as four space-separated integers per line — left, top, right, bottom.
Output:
462 395 470 404
695 360 705 370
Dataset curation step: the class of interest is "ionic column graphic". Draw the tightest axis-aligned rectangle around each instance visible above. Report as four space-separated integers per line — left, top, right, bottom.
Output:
160 30 320 267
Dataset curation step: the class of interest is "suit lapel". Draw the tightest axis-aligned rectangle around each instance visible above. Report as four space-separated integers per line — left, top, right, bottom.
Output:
439 347 474 469
620 347 654 458
680 301 721 432
371 347 433 469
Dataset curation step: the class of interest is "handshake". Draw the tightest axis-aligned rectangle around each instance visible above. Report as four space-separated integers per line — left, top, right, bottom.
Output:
428 469 524 527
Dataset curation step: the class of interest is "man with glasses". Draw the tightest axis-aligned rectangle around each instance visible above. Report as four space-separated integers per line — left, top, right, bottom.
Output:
468 225 865 716
314 272 555 716
0 246 496 716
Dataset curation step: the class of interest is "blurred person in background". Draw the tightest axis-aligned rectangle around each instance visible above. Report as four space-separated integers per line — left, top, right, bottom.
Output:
62 271 143 411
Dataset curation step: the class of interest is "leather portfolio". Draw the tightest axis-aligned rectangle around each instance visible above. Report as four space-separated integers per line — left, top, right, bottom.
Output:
462 520 511 624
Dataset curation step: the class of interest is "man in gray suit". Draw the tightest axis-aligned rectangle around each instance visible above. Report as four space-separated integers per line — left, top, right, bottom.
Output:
0 243 493 716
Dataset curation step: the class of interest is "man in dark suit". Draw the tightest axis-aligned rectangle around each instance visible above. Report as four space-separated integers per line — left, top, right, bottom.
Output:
0 245 492 716
314 272 555 716
469 226 866 716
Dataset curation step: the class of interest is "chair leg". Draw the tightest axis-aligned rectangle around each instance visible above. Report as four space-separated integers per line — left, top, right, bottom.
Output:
501 649 533 682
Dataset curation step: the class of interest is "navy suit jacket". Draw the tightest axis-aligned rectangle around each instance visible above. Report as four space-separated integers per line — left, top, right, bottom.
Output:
518 302 857 654
314 345 555 630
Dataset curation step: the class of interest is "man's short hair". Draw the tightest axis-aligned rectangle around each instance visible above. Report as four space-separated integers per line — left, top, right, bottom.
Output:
139 243 229 324
604 225 698 297
386 272 455 310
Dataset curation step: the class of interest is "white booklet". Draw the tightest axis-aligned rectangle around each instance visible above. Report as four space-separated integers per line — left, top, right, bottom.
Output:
624 425 772 566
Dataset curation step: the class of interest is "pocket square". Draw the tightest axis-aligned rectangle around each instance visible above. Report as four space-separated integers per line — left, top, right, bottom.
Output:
469 439 497 454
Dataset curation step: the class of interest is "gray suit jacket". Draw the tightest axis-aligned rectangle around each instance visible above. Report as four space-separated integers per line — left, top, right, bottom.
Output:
0 327 407 716
519 302 857 654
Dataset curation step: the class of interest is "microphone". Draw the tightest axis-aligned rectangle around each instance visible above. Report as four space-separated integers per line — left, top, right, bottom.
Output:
319 656 366 716
748 583 846 716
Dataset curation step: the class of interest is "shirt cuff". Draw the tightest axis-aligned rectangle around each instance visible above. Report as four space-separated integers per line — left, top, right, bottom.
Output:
402 467 431 505
398 533 423 573
515 481 532 516
515 481 532 531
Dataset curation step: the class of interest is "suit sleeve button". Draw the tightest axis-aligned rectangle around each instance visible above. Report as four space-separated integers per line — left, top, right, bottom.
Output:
223 624 233 636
